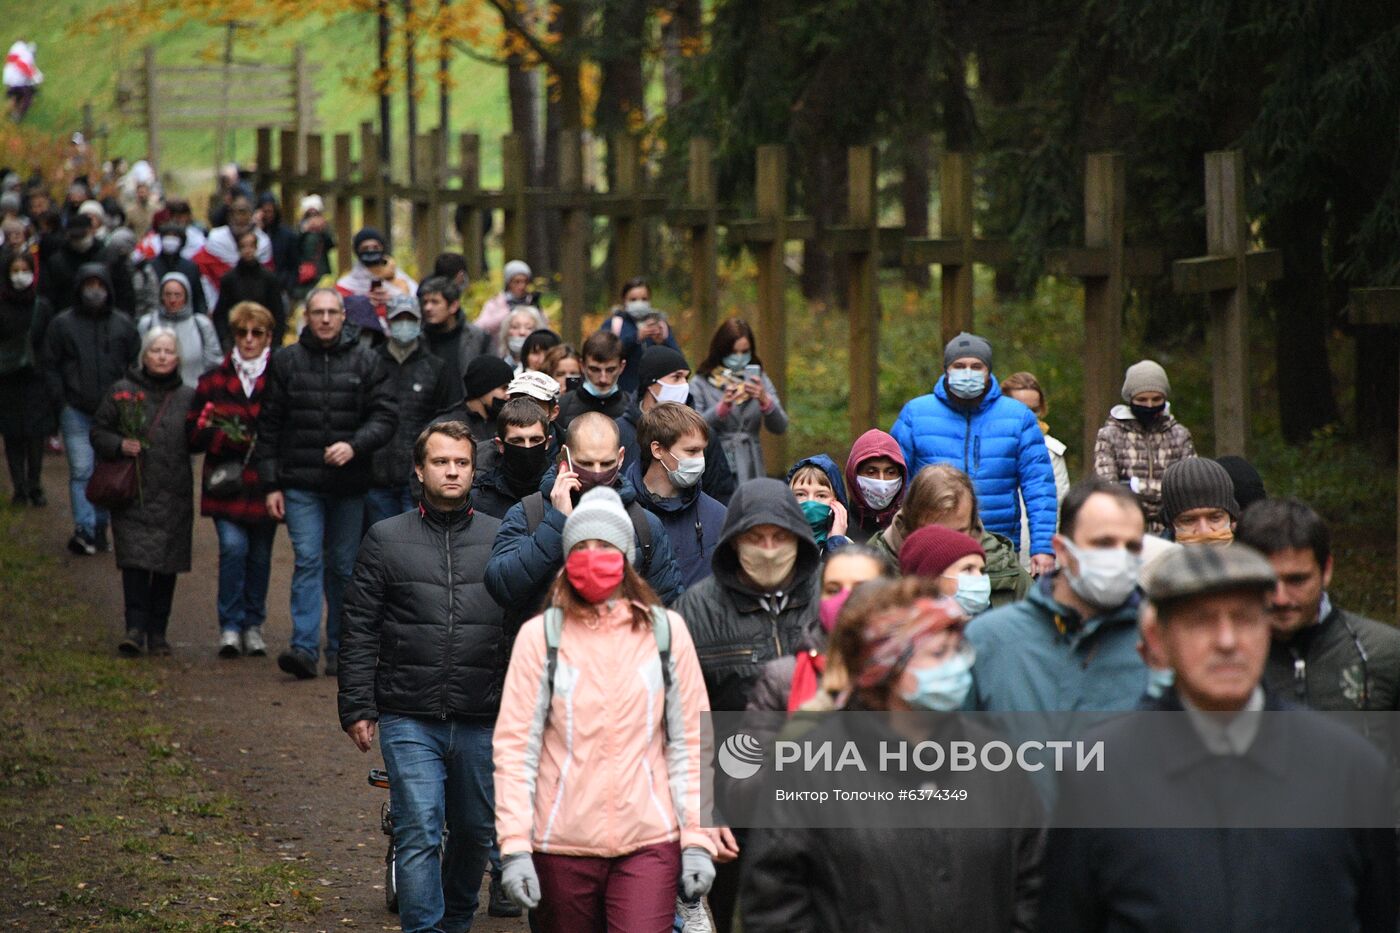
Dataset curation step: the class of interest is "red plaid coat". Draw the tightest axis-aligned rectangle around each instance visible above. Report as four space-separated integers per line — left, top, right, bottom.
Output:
187 355 273 523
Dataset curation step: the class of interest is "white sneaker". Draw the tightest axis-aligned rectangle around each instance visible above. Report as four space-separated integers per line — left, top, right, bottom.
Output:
242 627 267 657
675 896 713 932
218 629 242 659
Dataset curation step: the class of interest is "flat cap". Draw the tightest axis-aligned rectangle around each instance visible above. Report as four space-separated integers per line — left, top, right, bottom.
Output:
1144 543 1276 605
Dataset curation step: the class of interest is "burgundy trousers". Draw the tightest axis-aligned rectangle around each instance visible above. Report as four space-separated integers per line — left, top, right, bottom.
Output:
532 841 681 933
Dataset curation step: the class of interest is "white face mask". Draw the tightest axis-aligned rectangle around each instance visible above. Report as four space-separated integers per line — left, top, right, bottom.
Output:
625 299 653 321
507 335 526 357
856 475 902 511
10 270 34 290
160 235 182 255
1060 539 1141 610
651 380 690 405
662 449 705 489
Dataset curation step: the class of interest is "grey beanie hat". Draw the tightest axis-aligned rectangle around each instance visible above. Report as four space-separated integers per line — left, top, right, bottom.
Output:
1160 457 1240 527
563 486 636 562
943 332 993 369
1122 360 1171 402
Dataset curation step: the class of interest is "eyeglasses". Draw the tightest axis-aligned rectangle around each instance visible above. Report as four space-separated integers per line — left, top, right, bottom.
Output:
233 327 269 339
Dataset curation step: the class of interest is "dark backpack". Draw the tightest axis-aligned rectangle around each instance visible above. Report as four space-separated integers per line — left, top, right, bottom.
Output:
520 490 655 575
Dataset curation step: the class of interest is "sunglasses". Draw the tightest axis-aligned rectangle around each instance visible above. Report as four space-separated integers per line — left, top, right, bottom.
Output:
233 327 269 339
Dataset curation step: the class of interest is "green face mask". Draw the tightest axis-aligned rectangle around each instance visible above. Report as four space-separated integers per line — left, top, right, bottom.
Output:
800 499 834 547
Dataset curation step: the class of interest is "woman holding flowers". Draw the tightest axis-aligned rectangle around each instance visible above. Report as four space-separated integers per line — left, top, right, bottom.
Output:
91 326 196 657
187 301 278 660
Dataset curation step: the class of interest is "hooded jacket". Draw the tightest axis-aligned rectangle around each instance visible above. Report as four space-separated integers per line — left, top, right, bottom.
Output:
618 395 737 504
672 478 823 712
844 429 907 543
1093 404 1195 532
369 341 454 489
625 458 728 588
41 263 141 415
253 326 397 495
786 454 849 553
966 574 1146 712
136 275 221 388
891 375 1057 555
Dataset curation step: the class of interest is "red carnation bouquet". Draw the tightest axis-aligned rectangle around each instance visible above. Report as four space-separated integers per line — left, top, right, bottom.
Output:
112 389 149 506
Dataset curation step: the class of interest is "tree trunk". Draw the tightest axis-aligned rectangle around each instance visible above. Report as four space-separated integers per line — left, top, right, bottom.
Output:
506 48 547 273
662 0 702 112
798 139 847 309
900 129 932 288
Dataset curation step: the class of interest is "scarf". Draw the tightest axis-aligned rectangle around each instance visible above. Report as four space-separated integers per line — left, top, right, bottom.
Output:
788 651 827 713
233 348 270 398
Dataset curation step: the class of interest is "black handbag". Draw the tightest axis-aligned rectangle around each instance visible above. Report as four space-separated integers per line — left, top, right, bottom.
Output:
204 438 255 499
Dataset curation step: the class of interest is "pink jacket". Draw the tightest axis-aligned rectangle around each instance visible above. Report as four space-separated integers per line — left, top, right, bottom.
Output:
494 603 718 859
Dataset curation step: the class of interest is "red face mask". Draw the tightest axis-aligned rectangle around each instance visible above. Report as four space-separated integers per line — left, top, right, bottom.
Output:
566 548 626 604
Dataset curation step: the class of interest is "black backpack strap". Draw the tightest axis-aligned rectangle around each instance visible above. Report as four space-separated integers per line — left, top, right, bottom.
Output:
626 501 653 574
523 491 545 534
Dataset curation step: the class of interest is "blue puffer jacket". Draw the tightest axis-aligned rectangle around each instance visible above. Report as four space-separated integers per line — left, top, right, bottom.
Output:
624 459 728 588
891 375 1057 554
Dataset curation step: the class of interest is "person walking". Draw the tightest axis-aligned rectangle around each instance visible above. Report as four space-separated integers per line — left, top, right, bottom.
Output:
339 420 508 933
366 295 454 526
137 272 220 388
492 486 717 930
1159 456 1240 545
192 190 272 312
602 277 682 396
42 262 140 555
476 259 539 355
898 525 993 619
434 354 515 443
469 397 553 520
418 275 491 407
0 248 52 505
188 301 279 659
148 224 208 316
842 428 907 544
498 308 549 372
1001 371 1070 565
556 331 633 428
690 319 788 483
293 195 335 302
90 328 195 656
1092 359 1195 533
211 230 287 347
891 331 1057 574
254 288 397 679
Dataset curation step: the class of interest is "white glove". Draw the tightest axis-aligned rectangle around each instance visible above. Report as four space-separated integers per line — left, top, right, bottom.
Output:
501 852 541 909
679 846 715 899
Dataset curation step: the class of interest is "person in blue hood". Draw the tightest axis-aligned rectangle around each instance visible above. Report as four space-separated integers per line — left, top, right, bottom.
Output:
891 331 1058 577
785 454 851 554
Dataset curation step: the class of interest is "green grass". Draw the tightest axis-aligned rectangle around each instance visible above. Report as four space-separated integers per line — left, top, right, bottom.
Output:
0 509 322 929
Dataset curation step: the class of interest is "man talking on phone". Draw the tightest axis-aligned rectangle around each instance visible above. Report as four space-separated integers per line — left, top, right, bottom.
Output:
484 412 684 635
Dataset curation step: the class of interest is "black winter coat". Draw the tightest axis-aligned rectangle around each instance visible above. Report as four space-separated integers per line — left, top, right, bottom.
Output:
370 343 455 489
212 262 287 345
90 367 195 574
253 328 397 495
671 478 822 712
41 264 141 415
423 311 492 407
469 466 528 520
338 503 506 727
557 385 632 430
43 239 135 315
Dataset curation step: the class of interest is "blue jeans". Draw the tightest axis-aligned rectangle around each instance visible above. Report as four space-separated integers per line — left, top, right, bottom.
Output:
60 406 107 535
214 519 277 633
365 484 415 529
282 488 363 661
379 714 496 933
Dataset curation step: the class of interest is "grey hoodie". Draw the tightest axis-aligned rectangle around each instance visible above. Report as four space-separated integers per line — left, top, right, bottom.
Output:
137 271 221 388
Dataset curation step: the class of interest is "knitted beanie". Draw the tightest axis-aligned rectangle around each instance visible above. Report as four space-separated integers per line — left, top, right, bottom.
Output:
943 332 993 369
1121 360 1171 402
462 355 515 401
1160 457 1240 526
898 525 986 579
352 227 385 251
637 345 690 390
503 259 532 284
563 487 636 561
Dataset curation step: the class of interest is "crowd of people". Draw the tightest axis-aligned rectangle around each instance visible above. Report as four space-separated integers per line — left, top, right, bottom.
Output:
4 156 1399 933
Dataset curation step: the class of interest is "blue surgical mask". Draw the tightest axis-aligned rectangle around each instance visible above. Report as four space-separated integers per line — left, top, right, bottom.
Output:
800 499 834 547
901 649 975 712
723 351 751 371
946 367 987 400
1146 667 1175 699
583 378 619 399
946 572 992 617
389 319 421 345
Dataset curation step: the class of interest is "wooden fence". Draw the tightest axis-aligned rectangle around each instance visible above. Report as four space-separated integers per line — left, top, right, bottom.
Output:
254 124 1276 474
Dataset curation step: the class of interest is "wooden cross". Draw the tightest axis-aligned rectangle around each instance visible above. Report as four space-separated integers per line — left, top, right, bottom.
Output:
1045 152 1164 461
1348 287 1400 619
1172 150 1283 456
903 153 1012 347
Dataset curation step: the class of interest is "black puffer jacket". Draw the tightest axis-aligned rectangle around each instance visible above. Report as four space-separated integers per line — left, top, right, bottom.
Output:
672 477 822 712
370 343 454 489
253 327 397 495
338 502 506 727
41 263 141 415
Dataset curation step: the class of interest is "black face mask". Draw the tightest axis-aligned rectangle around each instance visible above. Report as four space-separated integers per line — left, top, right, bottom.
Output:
357 250 386 267
487 396 506 420
238 256 260 269
501 441 550 496
1130 402 1166 426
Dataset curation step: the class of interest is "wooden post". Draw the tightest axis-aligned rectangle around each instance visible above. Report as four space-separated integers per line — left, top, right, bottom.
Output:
559 130 588 347
333 133 353 275
686 137 719 361
412 132 435 279
359 122 381 240
754 145 789 476
1348 287 1400 620
143 46 161 169
278 128 299 223
292 44 311 172
458 133 484 282
500 134 528 268
304 133 324 212
611 134 644 302
1172 151 1283 456
255 126 274 195
846 146 880 440
938 152 975 346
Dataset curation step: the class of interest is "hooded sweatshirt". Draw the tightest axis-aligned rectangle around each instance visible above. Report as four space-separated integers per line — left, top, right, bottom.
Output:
844 429 908 543
785 454 849 553
626 458 728 588
41 262 140 415
672 477 822 712
137 272 221 388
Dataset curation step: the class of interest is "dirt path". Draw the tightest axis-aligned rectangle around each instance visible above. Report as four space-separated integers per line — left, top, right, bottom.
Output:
29 454 528 933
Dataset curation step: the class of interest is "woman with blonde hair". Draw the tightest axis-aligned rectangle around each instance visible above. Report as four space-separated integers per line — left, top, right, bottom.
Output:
1000 371 1069 567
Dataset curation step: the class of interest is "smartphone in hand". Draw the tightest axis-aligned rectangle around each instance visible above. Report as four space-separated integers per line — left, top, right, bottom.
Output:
561 444 574 474
743 363 763 385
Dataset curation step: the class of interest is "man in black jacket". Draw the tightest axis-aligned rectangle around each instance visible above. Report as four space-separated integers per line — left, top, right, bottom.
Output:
366 295 454 527
469 397 551 520
555 329 631 429
41 263 140 555
212 229 287 347
340 420 511 931
419 275 491 407
256 288 396 679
